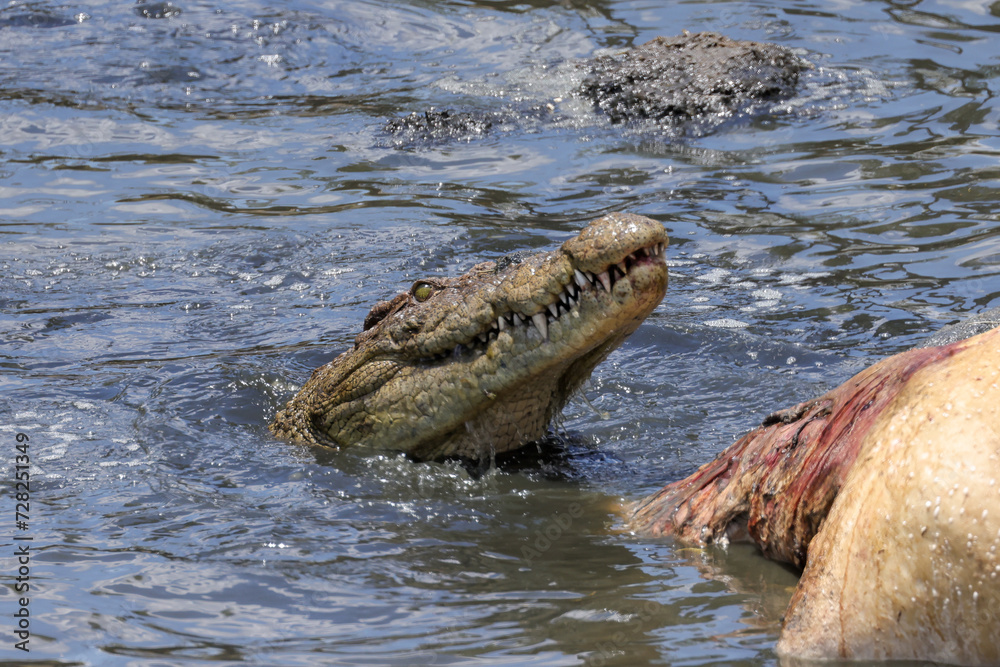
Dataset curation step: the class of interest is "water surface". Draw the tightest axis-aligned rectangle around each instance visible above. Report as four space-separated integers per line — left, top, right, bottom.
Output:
2 0 999 664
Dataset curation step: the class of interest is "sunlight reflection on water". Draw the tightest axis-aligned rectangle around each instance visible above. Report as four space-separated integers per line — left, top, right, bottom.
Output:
1 0 999 664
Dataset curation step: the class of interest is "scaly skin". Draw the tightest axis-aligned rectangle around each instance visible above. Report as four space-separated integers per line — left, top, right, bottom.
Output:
385 32 808 144
271 213 668 461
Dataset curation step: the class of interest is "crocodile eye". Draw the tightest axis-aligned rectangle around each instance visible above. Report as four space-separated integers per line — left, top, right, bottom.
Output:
412 281 435 302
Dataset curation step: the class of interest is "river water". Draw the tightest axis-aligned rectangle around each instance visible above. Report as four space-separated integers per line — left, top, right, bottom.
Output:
2 0 999 665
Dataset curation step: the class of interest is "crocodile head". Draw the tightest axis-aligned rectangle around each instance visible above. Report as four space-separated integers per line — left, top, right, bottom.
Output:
271 212 668 461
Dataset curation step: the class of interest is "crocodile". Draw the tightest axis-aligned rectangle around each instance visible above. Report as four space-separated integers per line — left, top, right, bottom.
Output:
384 31 808 144
271 212 668 461
628 317 1000 664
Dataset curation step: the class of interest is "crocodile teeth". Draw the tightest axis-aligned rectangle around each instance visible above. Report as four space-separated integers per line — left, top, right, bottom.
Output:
461 240 666 355
479 241 667 351
532 312 548 340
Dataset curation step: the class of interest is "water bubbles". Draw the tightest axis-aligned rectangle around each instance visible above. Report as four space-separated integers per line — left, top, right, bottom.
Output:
697 267 731 284
752 288 782 300
704 318 749 329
